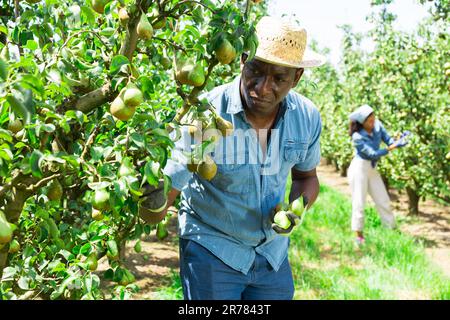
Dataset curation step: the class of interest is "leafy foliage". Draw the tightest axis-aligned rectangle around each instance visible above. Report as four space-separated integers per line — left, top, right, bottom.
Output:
0 0 267 299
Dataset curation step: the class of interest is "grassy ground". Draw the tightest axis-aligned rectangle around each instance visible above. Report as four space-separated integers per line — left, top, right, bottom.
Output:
154 183 450 300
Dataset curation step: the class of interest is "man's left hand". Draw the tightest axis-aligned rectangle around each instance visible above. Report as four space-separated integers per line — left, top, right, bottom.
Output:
270 207 300 236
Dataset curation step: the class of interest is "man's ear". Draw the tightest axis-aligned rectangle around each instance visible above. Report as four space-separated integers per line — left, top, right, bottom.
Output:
292 68 304 87
240 53 248 71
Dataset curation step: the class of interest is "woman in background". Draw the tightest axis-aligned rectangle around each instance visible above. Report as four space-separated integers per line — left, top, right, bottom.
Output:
348 104 409 245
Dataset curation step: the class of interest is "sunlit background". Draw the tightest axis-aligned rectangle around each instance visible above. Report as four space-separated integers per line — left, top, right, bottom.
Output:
267 0 433 67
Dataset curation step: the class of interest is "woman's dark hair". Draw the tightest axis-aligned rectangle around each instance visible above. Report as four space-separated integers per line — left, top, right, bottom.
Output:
349 120 363 137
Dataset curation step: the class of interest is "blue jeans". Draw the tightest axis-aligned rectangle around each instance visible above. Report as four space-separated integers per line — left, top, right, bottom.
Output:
179 238 295 300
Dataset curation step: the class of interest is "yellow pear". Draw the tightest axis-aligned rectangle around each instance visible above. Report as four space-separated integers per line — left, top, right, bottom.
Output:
137 13 153 40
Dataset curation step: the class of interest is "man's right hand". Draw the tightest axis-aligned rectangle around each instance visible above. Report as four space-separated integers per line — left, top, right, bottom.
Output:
139 183 180 225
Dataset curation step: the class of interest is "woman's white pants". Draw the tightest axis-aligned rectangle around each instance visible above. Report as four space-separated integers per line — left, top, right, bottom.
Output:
347 158 396 231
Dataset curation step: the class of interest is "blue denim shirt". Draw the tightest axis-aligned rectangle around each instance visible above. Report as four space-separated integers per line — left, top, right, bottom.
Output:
163 76 322 275
352 120 394 167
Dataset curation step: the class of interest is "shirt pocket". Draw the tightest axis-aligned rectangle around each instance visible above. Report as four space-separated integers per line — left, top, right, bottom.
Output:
211 153 251 194
283 139 308 164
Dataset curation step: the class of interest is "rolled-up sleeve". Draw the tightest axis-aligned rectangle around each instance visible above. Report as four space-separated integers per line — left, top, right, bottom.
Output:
353 134 388 160
294 110 322 172
162 126 193 191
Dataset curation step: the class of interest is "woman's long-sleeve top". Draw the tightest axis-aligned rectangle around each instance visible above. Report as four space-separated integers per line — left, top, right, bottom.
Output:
351 120 395 167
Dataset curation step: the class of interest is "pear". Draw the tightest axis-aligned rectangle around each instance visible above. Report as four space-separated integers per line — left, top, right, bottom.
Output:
86 253 98 271
176 64 191 85
197 155 217 181
0 211 13 244
8 239 20 254
118 157 135 177
92 189 110 211
156 222 169 240
92 0 110 14
123 85 144 107
290 197 305 217
160 56 172 70
7 119 23 134
215 39 237 65
91 209 104 221
273 210 292 229
137 13 153 40
119 269 135 286
47 179 63 201
187 64 205 87
118 8 129 26
110 93 135 121
134 240 142 253
215 116 234 136
202 120 222 143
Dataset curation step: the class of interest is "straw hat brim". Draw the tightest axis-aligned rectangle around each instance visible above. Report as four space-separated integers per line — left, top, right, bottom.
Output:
254 48 326 69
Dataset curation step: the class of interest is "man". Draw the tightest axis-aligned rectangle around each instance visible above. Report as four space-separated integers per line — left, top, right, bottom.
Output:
143 16 325 300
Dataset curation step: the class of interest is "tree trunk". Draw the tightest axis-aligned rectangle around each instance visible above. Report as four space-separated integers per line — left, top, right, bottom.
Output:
339 162 350 177
406 186 420 216
333 160 339 172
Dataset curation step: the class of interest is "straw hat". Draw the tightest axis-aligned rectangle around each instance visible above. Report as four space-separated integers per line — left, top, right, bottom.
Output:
254 16 326 68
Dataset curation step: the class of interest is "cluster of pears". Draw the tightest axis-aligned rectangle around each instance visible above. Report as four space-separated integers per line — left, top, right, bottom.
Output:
176 60 206 87
189 113 234 143
273 196 307 233
186 113 234 181
110 83 143 121
187 153 217 181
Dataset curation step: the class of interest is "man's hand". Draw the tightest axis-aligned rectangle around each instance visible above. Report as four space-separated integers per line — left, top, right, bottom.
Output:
270 196 310 235
270 209 300 236
139 180 168 225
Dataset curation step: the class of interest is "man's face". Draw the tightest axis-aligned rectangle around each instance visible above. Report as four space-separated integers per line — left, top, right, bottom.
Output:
240 56 304 116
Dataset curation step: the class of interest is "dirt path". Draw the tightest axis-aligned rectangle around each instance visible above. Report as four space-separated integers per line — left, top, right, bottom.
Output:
96 215 180 300
316 161 450 278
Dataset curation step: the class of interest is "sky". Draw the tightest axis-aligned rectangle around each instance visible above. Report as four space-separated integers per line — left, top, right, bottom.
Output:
267 0 433 67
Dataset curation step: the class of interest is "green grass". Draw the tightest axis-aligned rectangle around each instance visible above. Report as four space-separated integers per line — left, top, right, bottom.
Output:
289 184 450 300
154 183 450 300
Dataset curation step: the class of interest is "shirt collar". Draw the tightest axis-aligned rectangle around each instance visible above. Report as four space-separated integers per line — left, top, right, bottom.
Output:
226 75 296 116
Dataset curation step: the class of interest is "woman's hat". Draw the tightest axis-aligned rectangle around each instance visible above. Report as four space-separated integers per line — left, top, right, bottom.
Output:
254 16 326 69
349 104 374 124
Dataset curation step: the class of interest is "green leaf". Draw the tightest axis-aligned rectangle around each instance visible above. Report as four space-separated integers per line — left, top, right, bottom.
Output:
130 133 145 148
0 58 7 80
29 149 44 178
25 40 39 51
144 161 158 186
0 129 13 143
100 27 116 37
110 55 130 76
138 76 154 96
20 75 45 97
18 276 30 290
1 267 17 281
0 147 13 161
80 243 92 256
104 268 114 280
